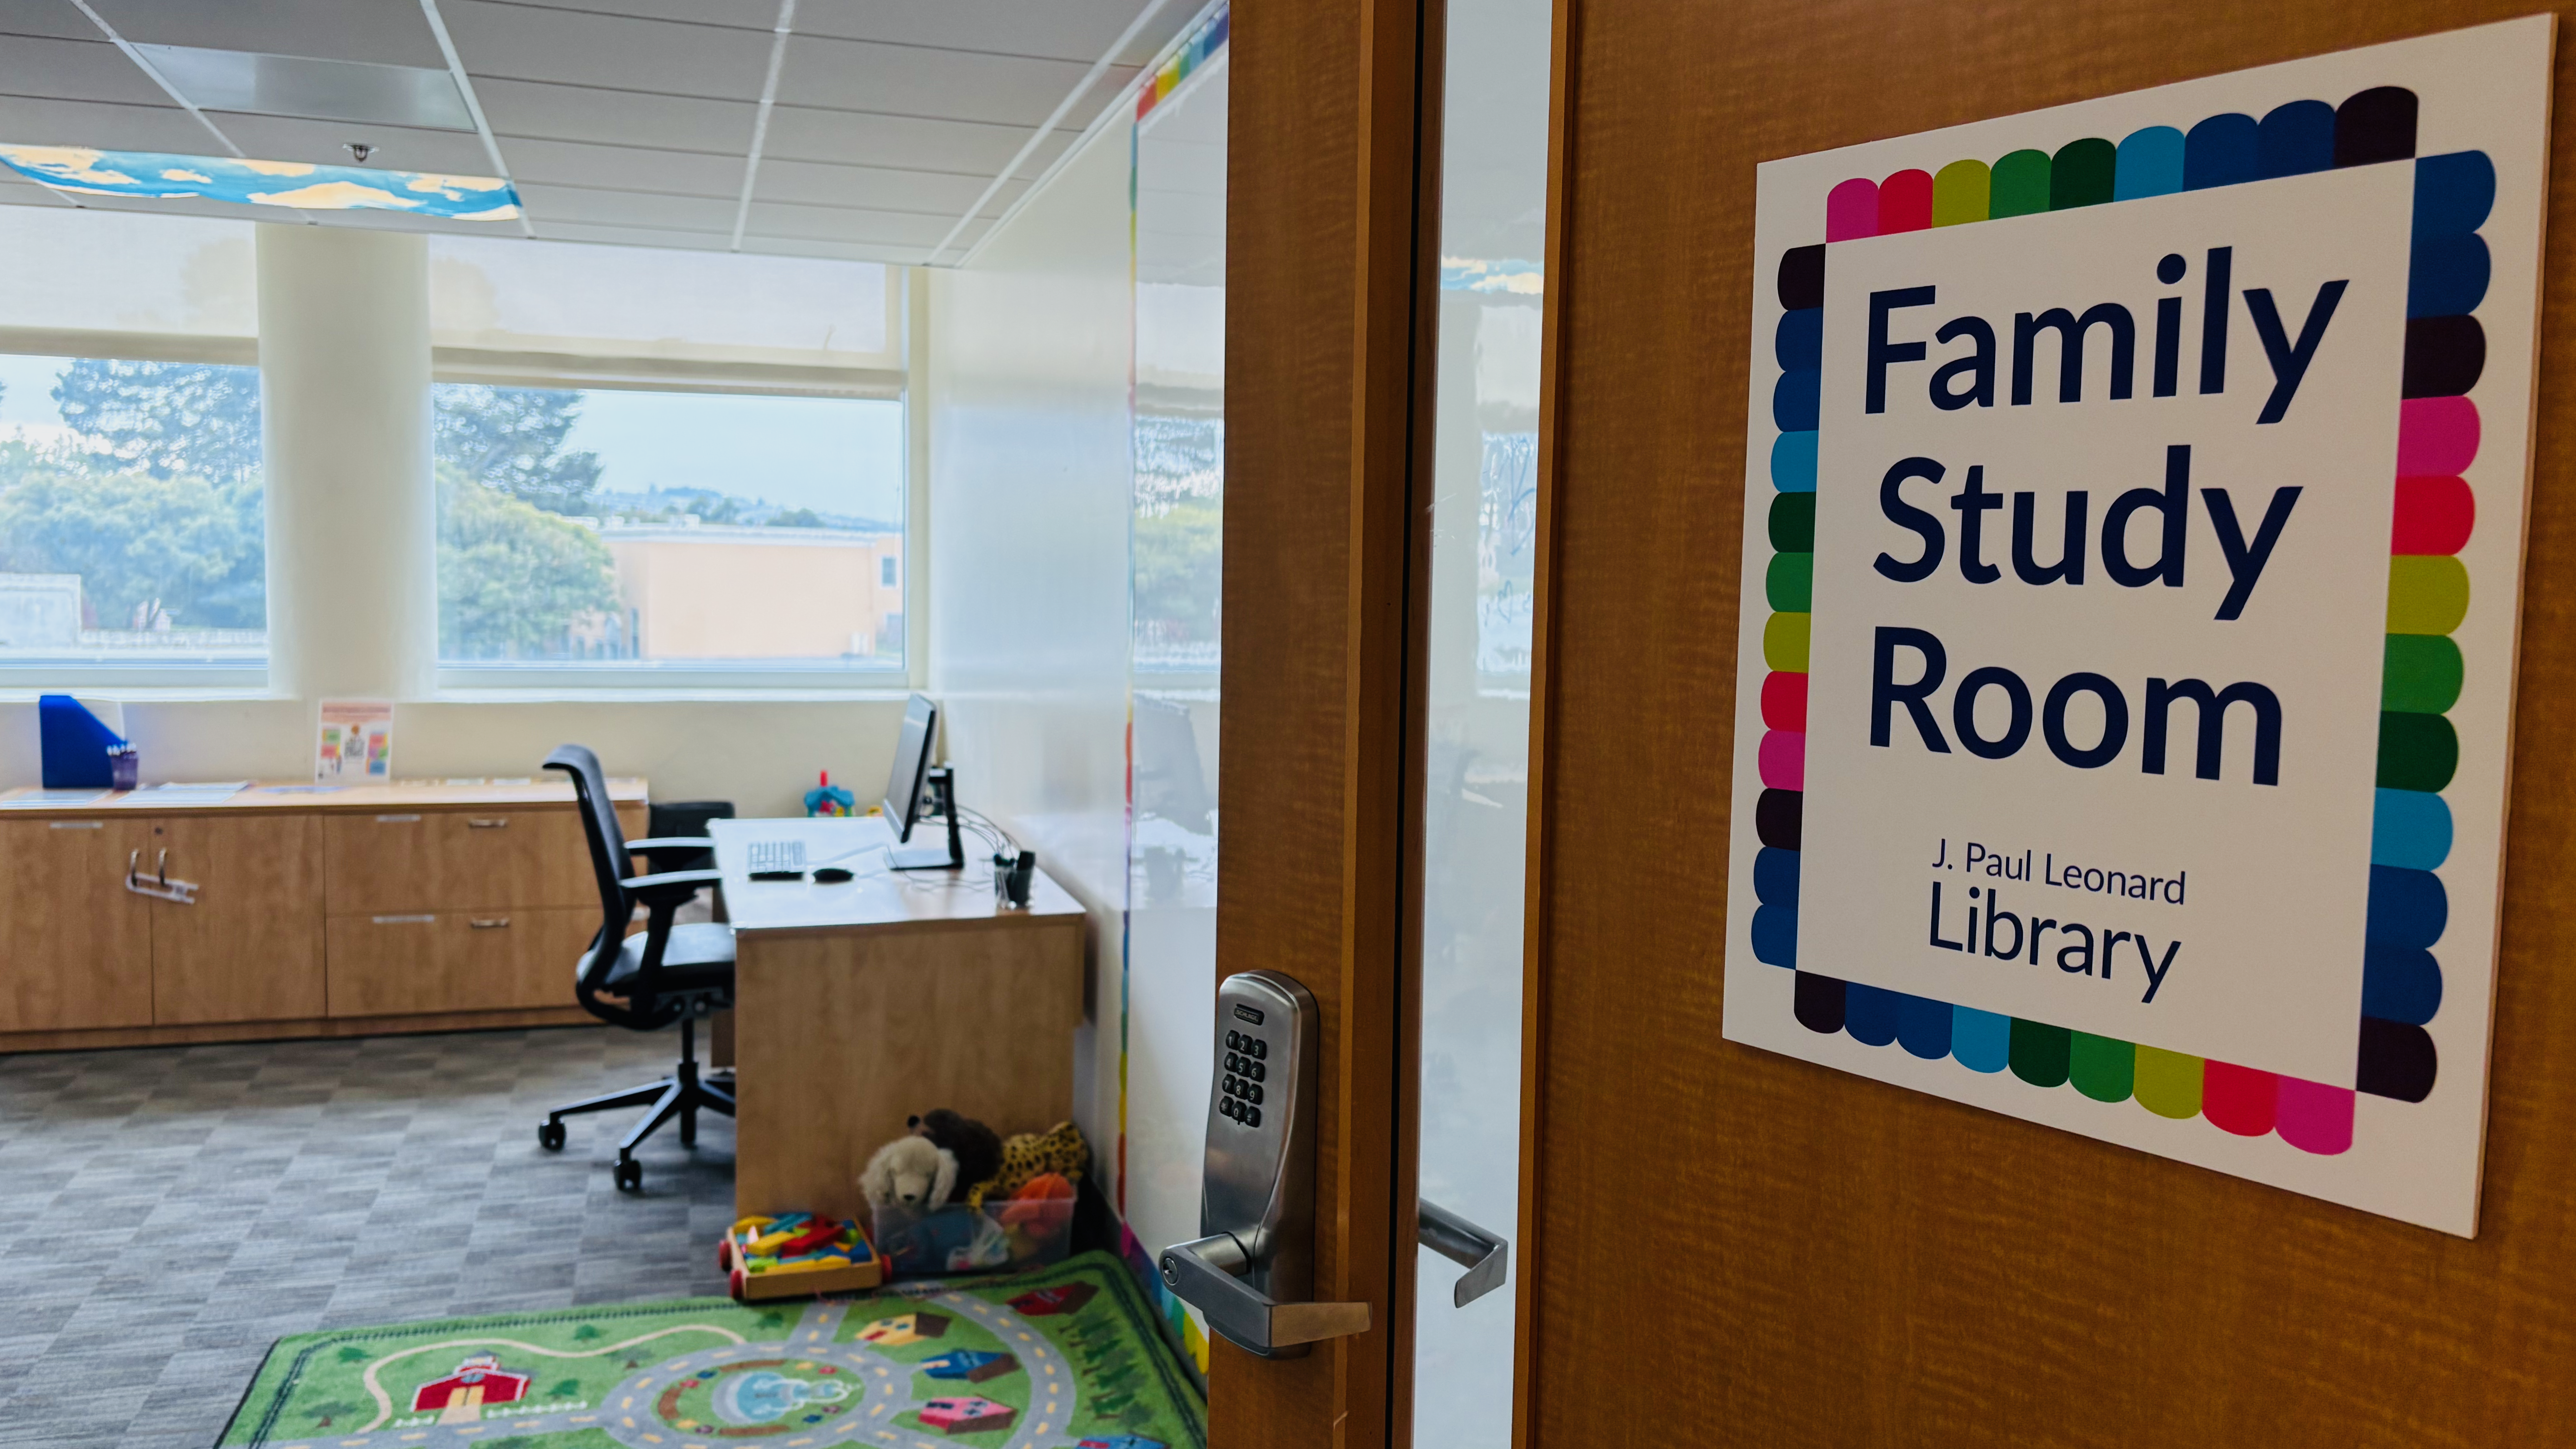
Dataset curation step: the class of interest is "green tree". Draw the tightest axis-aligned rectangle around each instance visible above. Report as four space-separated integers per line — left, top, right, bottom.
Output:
335 1345 369 1364
572 1323 601 1341
53 358 263 487
437 464 619 658
1132 500 1221 645
548 1377 583 1398
0 460 256 628
434 385 602 514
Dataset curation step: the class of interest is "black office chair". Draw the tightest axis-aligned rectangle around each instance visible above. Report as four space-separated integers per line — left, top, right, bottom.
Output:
536 744 737 1192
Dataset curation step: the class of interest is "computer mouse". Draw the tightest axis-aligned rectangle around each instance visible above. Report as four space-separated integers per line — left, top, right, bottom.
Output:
813 866 855 883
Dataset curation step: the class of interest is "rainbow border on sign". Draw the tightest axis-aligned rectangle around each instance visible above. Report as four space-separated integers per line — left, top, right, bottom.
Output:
1752 88 2490 1156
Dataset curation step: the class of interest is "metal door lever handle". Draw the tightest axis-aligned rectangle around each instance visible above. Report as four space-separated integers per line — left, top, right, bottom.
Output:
1159 1234 1370 1354
1419 1199 1508 1308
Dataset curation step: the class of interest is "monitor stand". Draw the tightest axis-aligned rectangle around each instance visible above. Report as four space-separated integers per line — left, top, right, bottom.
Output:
889 768 966 870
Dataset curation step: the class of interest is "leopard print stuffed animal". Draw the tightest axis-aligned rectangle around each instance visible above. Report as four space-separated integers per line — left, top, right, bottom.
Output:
965 1119 1090 1209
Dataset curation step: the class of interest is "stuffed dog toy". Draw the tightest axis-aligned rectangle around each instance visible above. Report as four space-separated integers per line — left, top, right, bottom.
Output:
860 1133 958 1212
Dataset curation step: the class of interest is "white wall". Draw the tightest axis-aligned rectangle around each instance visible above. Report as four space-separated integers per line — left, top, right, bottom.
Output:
928 119 1138 1207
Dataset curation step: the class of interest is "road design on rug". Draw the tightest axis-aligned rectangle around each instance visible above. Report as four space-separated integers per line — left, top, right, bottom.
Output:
306 1291 1083 1449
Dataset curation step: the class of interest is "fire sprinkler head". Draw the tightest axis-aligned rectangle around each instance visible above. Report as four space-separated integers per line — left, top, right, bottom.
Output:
344 142 374 164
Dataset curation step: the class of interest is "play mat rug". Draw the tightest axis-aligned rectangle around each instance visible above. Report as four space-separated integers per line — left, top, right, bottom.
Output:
220 1251 1203 1449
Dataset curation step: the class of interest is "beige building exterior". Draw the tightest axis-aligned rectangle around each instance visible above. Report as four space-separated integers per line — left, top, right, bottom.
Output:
602 523 903 661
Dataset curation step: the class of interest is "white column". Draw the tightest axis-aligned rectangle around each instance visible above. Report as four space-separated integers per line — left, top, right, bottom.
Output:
256 224 436 700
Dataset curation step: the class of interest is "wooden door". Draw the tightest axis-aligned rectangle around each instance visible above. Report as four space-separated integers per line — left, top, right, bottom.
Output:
1519 2 2576 1445
146 814 326 1024
0 817 154 1031
1213 0 1428 1441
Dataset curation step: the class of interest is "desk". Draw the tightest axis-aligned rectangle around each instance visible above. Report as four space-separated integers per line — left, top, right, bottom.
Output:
0 778 646 1051
712 815 1088 1221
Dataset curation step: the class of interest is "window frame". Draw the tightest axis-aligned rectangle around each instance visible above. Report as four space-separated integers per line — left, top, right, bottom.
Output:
0 336 273 690
426 363 924 695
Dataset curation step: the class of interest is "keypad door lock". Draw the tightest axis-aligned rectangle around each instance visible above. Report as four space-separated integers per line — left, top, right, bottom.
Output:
1159 970 1370 1358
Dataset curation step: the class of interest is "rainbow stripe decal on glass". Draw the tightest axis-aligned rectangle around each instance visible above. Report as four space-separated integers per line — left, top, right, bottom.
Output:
1757 86 2475 1156
1136 5 1229 121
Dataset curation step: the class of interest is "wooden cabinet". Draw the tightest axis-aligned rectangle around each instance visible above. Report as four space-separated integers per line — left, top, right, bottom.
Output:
145 814 326 1025
0 780 648 1048
0 817 153 1032
322 809 604 915
325 907 597 1017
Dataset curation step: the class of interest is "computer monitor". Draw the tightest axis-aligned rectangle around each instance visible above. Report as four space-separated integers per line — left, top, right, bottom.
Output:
883 693 964 870
883 693 938 839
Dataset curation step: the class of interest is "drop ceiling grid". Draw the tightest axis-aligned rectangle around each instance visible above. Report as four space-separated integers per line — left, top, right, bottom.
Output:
0 0 1193 263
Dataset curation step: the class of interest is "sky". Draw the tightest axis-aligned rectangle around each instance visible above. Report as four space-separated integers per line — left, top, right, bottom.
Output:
0 353 72 438
0 353 908 523
564 388 905 523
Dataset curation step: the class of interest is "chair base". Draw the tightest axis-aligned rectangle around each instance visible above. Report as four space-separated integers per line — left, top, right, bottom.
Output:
539 1016 735 1192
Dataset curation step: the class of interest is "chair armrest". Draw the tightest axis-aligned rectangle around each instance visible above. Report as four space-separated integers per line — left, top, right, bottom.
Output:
622 867 721 909
627 836 717 853
623 867 721 890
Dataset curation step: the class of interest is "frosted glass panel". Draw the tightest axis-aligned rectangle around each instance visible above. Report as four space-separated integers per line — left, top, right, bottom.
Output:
1412 0 1548 1439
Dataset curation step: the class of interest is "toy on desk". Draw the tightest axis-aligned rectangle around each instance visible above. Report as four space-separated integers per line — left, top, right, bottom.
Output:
909 1109 1003 1200
717 1212 881 1300
860 1134 958 1211
804 769 855 817
38 695 127 789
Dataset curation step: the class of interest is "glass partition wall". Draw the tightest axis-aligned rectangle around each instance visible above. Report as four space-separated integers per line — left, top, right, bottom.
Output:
1409 0 1551 1439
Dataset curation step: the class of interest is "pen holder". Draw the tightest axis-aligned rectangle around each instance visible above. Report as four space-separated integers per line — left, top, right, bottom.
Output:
108 746 138 791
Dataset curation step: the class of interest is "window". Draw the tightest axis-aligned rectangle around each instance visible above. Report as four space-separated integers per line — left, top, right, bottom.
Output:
0 353 266 668
433 383 907 675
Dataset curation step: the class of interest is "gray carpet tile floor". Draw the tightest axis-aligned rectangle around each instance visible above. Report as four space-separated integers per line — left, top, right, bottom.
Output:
0 1026 739 1449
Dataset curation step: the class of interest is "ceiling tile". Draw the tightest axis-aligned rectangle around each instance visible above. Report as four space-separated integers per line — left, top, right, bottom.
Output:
439 0 774 101
760 105 1070 181
315 205 526 236
471 0 778 34
791 0 1173 66
754 156 1022 218
475 77 754 154
210 114 498 174
739 233 924 265
521 218 740 254
515 180 736 233
38 190 283 223
0 1 102 41
741 199 964 248
0 94 213 153
87 0 446 69
496 136 744 199
0 181 75 209
776 34 1096 129
0 36 167 107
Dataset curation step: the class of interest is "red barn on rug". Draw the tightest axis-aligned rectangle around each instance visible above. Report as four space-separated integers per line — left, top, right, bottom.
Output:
411 1354 531 1417
1005 1283 1096 1317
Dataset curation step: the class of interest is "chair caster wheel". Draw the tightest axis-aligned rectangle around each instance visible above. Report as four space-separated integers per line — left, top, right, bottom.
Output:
615 1158 643 1192
539 1121 567 1151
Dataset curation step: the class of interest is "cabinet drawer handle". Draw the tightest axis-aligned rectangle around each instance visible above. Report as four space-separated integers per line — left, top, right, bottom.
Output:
467 818 509 829
49 820 103 830
470 917 511 929
372 914 437 924
375 814 421 823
